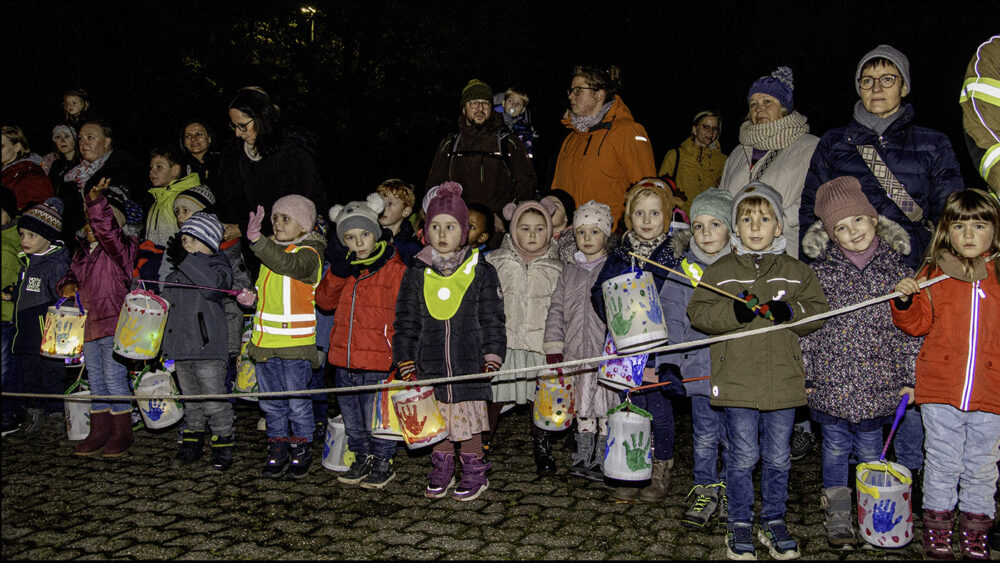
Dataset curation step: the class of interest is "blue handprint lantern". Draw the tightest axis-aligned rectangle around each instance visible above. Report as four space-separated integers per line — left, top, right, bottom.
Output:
601 271 668 353
856 461 913 548
321 415 351 472
134 369 184 429
603 401 653 481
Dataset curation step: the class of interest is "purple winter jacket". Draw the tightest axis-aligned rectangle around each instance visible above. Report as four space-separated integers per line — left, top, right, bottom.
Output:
57 194 139 341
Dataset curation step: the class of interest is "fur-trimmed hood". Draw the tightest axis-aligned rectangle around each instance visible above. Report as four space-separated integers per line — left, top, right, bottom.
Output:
801 215 910 260
670 228 693 259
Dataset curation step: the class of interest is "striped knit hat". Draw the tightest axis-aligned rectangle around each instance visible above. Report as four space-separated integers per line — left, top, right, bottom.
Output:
180 211 223 252
18 197 63 242
175 184 216 212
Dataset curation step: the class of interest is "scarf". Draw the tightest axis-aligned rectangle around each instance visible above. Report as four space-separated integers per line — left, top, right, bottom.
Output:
243 141 262 162
431 246 467 275
732 233 787 257
840 236 880 271
625 231 668 260
571 101 613 133
573 252 607 271
738 111 809 151
852 101 906 137
689 238 731 266
63 151 112 188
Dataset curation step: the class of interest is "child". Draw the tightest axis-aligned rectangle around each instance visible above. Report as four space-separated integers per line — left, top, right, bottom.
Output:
375 178 421 265
161 212 234 470
891 189 1000 561
494 86 537 159
57 181 139 456
543 200 616 481
11 197 70 434
317 193 407 489
145 146 200 248
1 186 23 434
687 182 829 560
486 199 563 474
544 189 578 265
658 187 734 527
592 177 682 503
466 202 494 253
798 176 921 549
392 182 506 501
236 194 327 479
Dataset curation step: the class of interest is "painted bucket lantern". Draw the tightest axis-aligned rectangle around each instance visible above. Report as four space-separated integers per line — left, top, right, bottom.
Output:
371 380 405 441
601 270 668 354
597 332 649 391
321 415 353 472
603 401 654 481
64 377 91 441
233 340 258 401
134 369 184 429
113 290 169 360
40 294 87 359
391 386 449 449
856 461 913 548
532 369 575 430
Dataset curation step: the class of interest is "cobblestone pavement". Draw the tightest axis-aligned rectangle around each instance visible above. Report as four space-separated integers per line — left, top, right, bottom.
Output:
2 400 996 560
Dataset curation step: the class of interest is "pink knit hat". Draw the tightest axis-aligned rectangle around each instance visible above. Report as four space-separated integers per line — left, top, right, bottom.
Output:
272 195 316 235
425 182 469 245
814 176 877 239
502 199 556 261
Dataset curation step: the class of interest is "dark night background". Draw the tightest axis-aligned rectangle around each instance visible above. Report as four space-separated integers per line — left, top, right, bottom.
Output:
3 1 998 205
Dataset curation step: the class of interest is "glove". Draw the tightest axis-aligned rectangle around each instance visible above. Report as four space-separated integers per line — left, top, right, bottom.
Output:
656 363 687 398
545 353 564 366
236 288 257 307
757 299 793 324
483 359 501 373
165 234 188 267
733 291 758 324
328 248 353 278
398 361 416 382
246 205 265 242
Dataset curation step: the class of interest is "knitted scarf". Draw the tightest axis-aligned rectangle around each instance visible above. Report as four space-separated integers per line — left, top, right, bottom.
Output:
852 101 905 137
625 231 668 260
732 233 787 257
63 151 112 188
572 101 613 133
738 111 809 151
690 239 731 266
431 246 467 275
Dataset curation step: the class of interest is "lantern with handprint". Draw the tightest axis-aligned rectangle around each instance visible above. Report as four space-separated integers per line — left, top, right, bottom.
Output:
597 332 649 390
532 369 574 430
371 379 405 441
601 270 668 353
321 415 351 471
856 461 913 548
134 368 183 429
113 289 169 360
40 293 87 359
391 385 449 449
603 400 653 481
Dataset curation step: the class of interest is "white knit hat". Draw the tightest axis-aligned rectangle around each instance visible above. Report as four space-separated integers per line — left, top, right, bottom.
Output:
330 193 385 244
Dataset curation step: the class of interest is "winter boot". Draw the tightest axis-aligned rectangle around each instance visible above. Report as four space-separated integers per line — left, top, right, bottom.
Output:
261 437 290 478
989 518 1000 551
612 484 640 502
101 411 134 457
922 509 956 560
585 434 608 482
172 430 205 467
360 456 396 489
821 486 857 549
426 451 456 498
210 433 235 471
19 408 44 434
532 433 556 476
453 453 491 501
957 512 992 560
73 410 112 456
639 458 673 502
287 437 313 479
568 432 596 480
338 454 374 485
681 484 719 529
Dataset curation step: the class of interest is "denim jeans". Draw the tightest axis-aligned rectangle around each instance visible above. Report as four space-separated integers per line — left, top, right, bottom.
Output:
691 395 728 485
174 359 233 436
893 404 924 473
312 306 334 421
820 421 883 488
725 407 795 524
82 337 131 413
625 388 675 461
1 321 24 421
17 352 66 415
334 367 396 459
921 403 1000 517
255 358 314 442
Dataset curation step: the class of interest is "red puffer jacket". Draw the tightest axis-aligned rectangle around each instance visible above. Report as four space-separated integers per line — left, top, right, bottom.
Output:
2 159 54 211
315 244 406 372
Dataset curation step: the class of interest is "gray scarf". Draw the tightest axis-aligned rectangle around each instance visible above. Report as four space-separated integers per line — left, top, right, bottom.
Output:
571 102 613 133
732 233 788 257
852 101 905 137
738 111 809 151
690 239 731 266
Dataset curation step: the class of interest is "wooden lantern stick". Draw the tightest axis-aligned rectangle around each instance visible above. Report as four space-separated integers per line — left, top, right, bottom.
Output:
627 252 759 311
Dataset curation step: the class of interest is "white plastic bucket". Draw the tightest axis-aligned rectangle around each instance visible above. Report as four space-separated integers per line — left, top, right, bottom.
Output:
856 461 913 548
391 386 449 449
113 290 169 360
601 271 668 353
603 402 653 481
532 369 575 430
134 370 183 429
40 296 87 359
321 415 351 471
597 333 648 391
64 390 91 440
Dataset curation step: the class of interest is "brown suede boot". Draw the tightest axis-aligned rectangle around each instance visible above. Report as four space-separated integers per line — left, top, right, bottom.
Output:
922 509 956 560
638 459 673 502
957 512 992 560
73 410 112 456
101 411 134 458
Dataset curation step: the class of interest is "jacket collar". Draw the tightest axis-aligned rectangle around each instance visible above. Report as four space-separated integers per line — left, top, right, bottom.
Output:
843 103 914 145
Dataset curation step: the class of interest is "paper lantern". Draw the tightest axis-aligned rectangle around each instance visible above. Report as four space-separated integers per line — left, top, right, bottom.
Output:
321 415 352 472
391 386 449 449
603 401 653 481
64 376 91 441
40 294 86 359
598 332 648 390
113 290 169 360
532 369 575 430
371 380 405 441
856 461 913 548
233 339 258 401
134 369 183 429
601 270 668 353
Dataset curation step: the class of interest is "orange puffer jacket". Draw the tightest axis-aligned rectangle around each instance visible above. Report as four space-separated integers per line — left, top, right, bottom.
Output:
315 247 407 372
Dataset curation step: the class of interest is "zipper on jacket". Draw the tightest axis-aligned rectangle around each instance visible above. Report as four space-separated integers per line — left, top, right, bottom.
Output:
960 280 982 411
582 136 592 156
444 318 453 402
346 270 375 369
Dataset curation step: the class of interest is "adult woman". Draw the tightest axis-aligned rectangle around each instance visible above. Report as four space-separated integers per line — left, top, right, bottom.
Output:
179 119 222 187
1 126 54 211
718 67 819 258
658 110 727 214
41 125 81 186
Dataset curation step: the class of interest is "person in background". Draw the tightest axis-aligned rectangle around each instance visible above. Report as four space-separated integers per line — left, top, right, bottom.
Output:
145 146 201 248
466 202 494 254
494 86 538 160
375 178 421 265
41 125 80 188
1 186 23 435
658 110 727 215
179 120 222 188
2 125 54 212
61 89 92 129
543 189 577 265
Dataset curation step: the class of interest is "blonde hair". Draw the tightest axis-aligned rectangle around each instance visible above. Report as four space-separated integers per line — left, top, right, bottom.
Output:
624 178 675 231
921 189 1000 282
376 179 416 210
1 125 30 159
735 196 777 219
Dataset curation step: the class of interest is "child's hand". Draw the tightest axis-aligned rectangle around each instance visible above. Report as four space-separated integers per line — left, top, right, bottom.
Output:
165 234 188 267
88 178 110 201
59 283 79 298
758 299 793 324
0 284 13 301
236 288 257 307
894 277 921 303
899 386 915 406
483 359 501 373
246 206 265 242
733 291 758 323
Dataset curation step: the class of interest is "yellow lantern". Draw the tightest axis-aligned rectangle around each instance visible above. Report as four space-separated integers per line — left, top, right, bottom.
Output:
391 385 449 449
533 369 575 430
113 290 169 360
370 379 405 441
40 294 87 359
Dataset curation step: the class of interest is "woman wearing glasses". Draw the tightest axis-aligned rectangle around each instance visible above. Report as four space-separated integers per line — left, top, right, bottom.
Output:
657 110 727 215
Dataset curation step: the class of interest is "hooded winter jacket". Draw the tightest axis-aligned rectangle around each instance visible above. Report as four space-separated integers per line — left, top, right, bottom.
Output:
486 235 563 353
658 137 727 214
161 250 233 361
13 244 70 353
2 159 54 211
145 172 202 247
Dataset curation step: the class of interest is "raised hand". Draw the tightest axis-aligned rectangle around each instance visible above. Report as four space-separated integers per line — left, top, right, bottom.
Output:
398 402 427 435
872 499 903 533
609 296 636 336
88 177 111 201
622 431 652 471
247 205 265 242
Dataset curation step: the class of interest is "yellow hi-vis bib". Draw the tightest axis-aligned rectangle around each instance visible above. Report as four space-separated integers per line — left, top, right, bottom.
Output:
423 249 479 320
252 243 322 348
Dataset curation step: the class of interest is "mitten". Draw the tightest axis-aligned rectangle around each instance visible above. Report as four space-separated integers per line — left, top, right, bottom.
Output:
483 359 501 373
328 248 353 278
757 299 793 324
398 361 417 382
165 234 188 267
733 291 758 324
236 288 257 307
545 353 564 366
246 205 265 242
656 363 687 398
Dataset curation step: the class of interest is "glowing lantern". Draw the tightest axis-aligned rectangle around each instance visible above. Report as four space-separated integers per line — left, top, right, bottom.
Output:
113 290 169 360
40 294 86 359
601 270 668 353
603 400 653 481
233 339 258 401
370 379 405 441
134 368 183 429
532 369 575 430
391 386 449 449
856 461 913 548
598 333 648 391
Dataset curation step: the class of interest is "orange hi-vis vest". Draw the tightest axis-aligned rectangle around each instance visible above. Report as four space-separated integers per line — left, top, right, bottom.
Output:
252 243 322 348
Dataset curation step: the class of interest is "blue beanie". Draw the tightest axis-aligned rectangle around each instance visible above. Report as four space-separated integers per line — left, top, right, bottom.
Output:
180 211 223 252
747 66 795 113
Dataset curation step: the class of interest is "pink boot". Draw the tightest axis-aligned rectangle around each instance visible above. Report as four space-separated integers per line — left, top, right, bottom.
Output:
958 512 992 560
453 453 490 502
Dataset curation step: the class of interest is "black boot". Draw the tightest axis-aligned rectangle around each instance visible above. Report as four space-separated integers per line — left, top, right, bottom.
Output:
173 430 204 467
532 433 556 476
210 433 235 471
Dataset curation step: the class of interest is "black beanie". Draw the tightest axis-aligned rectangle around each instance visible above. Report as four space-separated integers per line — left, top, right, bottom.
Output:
546 188 576 226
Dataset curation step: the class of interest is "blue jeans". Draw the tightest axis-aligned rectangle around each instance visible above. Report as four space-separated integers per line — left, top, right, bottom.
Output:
626 388 675 461
334 367 396 459
820 421 883 488
255 358 314 442
82 337 131 413
921 403 1000 517
893 404 924 473
1 321 23 421
691 395 728 485
725 407 795 524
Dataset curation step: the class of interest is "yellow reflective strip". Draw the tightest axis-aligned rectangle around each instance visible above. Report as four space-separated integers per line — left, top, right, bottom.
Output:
981 143 1000 180
961 78 1000 105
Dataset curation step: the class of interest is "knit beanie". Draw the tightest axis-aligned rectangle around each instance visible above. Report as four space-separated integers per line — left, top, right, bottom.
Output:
174 184 216 212
545 189 576 227
747 66 795 112
330 193 386 244
732 182 785 230
425 182 469 245
855 44 911 97
103 186 129 227
624 178 675 231
503 199 555 262
814 176 877 239
689 188 735 232
460 79 493 106
0 185 16 222
180 211 224 252
573 199 613 236
272 194 316 235
18 197 63 243
52 124 77 141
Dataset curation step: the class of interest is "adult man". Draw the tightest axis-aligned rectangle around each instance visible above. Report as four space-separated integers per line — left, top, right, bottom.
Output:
426 79 535 217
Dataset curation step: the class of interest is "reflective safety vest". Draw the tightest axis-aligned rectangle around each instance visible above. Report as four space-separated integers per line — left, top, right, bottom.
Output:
252 243 322 348
423 249 479 320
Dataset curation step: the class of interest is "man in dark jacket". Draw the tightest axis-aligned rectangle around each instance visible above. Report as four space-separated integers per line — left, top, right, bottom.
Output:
426 79 536 219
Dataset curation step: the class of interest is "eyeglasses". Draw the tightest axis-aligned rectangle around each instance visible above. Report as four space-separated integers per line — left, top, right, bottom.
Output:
465 100 490 109
858 74 899 90
567 86 598 97
229 119 254 133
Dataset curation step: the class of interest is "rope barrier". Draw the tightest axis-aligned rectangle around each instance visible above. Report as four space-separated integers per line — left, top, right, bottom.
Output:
3 275 947 403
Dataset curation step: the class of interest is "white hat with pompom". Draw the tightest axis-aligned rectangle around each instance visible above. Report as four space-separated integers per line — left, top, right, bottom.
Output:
329 193 386 244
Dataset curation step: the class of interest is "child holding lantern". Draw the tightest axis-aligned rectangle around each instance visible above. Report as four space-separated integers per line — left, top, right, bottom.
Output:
392 182 506 502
